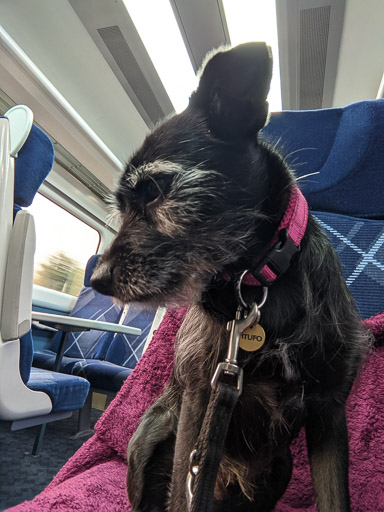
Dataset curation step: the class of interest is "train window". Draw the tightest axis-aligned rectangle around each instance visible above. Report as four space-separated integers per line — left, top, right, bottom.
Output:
27 193 101 296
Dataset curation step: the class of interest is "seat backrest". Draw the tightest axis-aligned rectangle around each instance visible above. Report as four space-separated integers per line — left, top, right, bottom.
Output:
49 256 157 369
262 100 384 219
50 255 123 360
262 100 384 319
310 211 384 319
0 108 54 385
0 110 54 419
13 119 55 217
14 121 55 383
104 304 158 368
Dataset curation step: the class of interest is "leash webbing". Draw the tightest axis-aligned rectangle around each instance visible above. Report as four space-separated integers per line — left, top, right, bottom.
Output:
189 382 240 512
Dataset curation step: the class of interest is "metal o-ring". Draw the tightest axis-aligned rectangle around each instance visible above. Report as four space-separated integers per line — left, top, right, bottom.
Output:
236 270 268 309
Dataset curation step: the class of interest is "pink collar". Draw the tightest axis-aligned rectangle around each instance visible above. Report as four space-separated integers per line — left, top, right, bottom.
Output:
230 186 309 287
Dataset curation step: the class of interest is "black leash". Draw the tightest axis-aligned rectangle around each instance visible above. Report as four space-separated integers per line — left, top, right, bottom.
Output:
186 297 266 512
188 382 240 512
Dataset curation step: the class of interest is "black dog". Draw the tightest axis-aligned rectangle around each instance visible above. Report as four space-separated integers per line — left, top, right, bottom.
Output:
92 43 368 511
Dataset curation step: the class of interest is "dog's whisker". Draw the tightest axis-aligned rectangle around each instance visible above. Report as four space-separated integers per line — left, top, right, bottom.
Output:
296 172 321 181
284 147 318 159
241 429 254 453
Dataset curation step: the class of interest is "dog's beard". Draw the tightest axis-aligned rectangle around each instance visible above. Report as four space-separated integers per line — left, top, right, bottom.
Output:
106 265 210 309
162 272 207 309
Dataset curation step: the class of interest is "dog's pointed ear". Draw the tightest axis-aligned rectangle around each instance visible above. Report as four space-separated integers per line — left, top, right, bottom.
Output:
190 42 273 141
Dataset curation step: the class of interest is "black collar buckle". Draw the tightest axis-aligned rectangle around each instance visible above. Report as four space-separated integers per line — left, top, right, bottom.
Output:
250 228 301 287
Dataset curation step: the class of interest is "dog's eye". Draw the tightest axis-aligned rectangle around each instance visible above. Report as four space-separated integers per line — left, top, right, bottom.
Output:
146 180 162 202
138 176 171 206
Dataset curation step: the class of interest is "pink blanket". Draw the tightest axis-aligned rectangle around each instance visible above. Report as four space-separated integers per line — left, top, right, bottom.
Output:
8 310 384 512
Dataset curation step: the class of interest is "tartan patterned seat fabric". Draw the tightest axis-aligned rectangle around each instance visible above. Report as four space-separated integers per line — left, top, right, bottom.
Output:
66 304 157 392
313 212 384 319
33 256 157 392
49 287 122 360
262 100 384 322
105 304 157 369
49 255 122 359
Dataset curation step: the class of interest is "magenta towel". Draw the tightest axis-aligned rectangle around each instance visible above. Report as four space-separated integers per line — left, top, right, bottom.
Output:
7 310 384 512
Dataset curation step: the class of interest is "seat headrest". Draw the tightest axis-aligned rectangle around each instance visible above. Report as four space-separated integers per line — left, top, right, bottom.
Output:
262 100 384 218
84 255 101 287
14 124 55 208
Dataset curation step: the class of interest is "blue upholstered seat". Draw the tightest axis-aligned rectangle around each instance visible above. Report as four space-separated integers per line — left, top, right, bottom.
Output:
261 99 384 320
14 124 55 214
49 256 122 360
0 108 90 453
68 303 156 392
14 124 90 413
71 360 133 393
312 212 384 319
262 100 384 219
28 367 90 413
30 350 80 374
33 256 157 393
15 124 55 386
1 112 89 412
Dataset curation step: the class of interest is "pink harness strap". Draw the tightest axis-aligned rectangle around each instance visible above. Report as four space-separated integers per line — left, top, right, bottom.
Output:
242 186 309 287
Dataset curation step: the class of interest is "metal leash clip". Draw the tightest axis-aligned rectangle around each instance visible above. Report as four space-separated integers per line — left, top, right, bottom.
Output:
211 302 260 395
186 449 199 511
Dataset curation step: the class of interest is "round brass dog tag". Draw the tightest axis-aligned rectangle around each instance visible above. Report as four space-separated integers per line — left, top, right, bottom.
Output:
239 324 266 352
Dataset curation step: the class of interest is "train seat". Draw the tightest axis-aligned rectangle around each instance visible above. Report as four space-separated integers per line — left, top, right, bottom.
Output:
33 255 124 374
34 255 157 393
0 107 90 454
69 302 157 391
262 99 384 320
33 254 158 433
262 99 384 219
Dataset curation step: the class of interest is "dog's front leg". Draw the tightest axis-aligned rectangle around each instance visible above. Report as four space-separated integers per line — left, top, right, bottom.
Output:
305 402 351 512
127 391 179 512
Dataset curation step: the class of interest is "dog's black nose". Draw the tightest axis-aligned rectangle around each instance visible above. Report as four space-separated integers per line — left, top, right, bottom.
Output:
90 265 114 296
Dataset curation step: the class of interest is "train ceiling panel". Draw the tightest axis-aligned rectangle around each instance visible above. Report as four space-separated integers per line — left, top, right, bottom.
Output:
276 0 346 110
1 0 383 194
169 0 230 72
